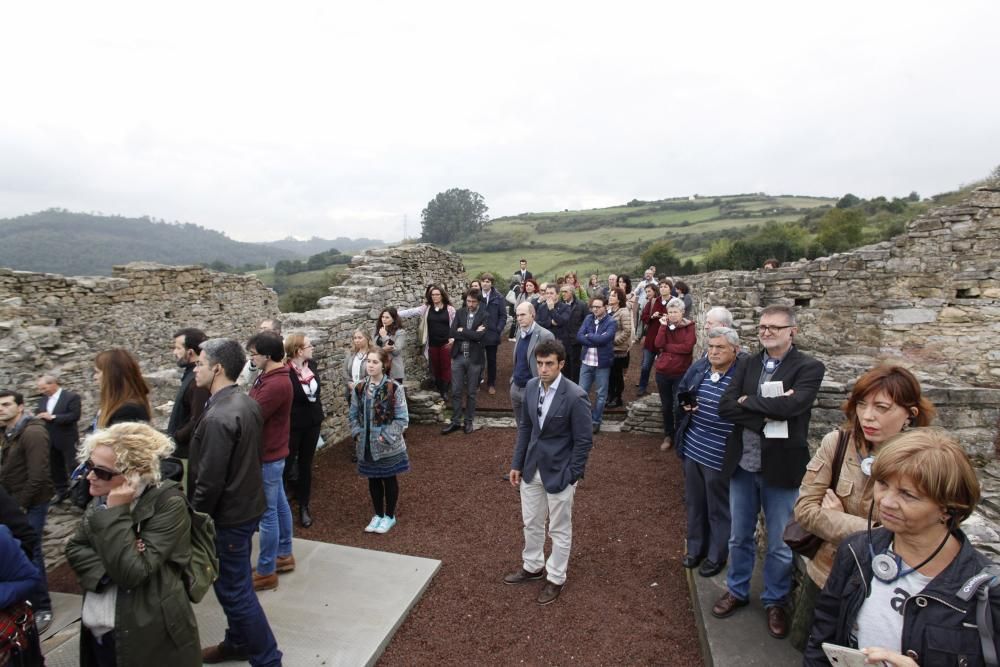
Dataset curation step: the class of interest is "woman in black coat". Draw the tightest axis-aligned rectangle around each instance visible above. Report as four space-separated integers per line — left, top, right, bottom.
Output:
805 428 999 666
284 334 325 528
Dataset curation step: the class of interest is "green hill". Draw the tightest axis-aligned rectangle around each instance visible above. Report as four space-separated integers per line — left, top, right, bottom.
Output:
0 209 304 276
454 194 839 280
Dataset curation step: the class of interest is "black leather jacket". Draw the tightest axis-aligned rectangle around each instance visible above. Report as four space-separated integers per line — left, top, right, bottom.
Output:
187 385 266 529
805 527 1000 666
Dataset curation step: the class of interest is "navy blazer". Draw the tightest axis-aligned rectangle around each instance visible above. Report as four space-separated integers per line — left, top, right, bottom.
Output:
576 314 617 368
718 346 826 488
479 289 507 346
536 300 570 342
511 376 593 494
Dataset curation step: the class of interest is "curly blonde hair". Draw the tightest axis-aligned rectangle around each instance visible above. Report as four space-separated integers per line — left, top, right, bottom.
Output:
79 422 175 487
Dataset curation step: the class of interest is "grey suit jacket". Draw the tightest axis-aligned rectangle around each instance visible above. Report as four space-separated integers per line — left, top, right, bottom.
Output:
509 325 555 385
512 376 593 494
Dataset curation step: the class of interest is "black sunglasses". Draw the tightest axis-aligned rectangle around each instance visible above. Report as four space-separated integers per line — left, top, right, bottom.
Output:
85 459 123 481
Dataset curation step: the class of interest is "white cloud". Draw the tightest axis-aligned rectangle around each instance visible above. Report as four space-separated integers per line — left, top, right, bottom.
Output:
1 0 998 242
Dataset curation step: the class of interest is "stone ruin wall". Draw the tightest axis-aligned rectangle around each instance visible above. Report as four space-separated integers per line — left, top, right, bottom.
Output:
0 263 281 427
641 186 1000 459
0 246 466 447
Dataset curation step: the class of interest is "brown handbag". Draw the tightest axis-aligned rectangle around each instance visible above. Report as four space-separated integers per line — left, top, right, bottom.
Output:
782 429 850 559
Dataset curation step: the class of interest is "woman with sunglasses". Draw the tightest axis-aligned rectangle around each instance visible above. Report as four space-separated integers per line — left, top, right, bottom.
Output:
66 422 200 666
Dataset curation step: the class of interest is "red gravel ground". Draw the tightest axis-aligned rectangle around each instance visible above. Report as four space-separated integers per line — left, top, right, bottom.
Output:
50 338 700 666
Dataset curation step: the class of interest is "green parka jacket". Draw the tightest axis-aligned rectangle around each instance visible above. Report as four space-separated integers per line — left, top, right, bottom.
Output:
65 480 200 667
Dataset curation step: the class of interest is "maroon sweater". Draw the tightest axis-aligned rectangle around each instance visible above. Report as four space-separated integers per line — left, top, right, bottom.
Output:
249 365 293 462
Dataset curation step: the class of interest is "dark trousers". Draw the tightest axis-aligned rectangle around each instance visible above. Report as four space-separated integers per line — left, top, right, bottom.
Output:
451 355 483 424
609 354 629 400
84 629 117 667
485 344 499 387
25 503 51 612
285 425 321 506
214 521 282 667
562 342 582 382
50 438 78 494
655 372 681 437
683 456 731 564
368 476 400 517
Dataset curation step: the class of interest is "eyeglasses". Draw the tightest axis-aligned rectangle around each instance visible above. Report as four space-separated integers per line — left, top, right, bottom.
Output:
537 389 545 419
758 325 793 334
85 459 123 481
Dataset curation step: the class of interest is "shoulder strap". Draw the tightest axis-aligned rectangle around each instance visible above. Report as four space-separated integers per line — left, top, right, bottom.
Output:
827 429 851 491
958 565 1000 667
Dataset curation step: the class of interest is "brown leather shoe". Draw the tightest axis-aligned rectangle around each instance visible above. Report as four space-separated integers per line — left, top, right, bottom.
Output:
766 605 789 639
252 571 278 591
503 567 546 585
202 642 249 664
276 554 296 573
711 591 749 618
537 581 563 605
660 437 673 451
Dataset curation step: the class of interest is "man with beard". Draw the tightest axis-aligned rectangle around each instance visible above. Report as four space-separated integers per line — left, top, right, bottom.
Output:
167 327 210 459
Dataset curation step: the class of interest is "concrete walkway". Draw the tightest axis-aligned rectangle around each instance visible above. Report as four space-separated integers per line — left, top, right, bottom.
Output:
689 560 802 666
43 537 440 667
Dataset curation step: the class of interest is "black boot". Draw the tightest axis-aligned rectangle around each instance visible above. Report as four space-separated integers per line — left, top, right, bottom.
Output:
300 505 313 528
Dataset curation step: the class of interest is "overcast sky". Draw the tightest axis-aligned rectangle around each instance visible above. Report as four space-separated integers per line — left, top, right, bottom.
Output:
2 1 998 243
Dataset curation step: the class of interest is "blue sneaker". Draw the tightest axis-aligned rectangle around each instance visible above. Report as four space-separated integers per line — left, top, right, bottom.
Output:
364 515 382 533
375 516 397 534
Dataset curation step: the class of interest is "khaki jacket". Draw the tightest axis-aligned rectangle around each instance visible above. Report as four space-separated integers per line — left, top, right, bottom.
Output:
66 481 200 666
0 417 53 509
793 429 872 587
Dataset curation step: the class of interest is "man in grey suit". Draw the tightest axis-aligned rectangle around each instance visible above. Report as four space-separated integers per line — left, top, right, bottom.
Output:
505 339 593 605
35 373 81 504
509 302 554 429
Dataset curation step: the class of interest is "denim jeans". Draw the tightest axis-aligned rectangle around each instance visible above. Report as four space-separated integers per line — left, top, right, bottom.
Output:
214 521 282 666
25 503 51 611
258 460 293 576
638 348 655 392
726 466 799 607
578 364 610 426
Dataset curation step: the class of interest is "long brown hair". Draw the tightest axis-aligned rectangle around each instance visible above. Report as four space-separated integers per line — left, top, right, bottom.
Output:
95 349 152 428
842 364 935 450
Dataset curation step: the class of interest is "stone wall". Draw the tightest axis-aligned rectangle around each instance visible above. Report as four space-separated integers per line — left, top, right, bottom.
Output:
0 246 467 446
282 244 466 442
0 262 280 424
666 186 1000 456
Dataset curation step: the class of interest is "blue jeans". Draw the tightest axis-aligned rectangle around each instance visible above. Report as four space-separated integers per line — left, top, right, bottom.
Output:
726 466 799 607
258 460 293 576
578 364 610 426
638 348 655 392
214 522 282 666
25 503 51 611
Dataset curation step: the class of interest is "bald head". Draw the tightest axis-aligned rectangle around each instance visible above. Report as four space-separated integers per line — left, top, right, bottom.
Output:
515 301 536 331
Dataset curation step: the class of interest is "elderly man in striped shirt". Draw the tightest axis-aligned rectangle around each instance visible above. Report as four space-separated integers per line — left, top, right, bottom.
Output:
674 327 745 578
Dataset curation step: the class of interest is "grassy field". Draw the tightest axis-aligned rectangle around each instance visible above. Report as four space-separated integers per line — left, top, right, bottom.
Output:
460 193 835 279
250 265 345 289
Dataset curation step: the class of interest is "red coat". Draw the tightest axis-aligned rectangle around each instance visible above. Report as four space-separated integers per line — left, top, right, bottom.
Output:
641 298 669 353
653 320 696 377
249 365 293 462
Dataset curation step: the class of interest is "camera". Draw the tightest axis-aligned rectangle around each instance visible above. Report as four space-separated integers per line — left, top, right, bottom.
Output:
678 391 696 408
385 339 395 346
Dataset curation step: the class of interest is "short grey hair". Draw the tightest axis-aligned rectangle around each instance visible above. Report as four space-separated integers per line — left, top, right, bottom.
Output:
38 373 60 384
516 302 536 316
705 306 734 327
707 327 741 349
200 338 247 382
666 297 686 312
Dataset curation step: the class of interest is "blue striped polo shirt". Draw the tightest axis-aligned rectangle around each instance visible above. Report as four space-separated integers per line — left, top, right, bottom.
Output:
682 368 735 472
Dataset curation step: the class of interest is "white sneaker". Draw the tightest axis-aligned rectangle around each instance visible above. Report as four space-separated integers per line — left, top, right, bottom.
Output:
364 515 382 532
374 516 397 534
